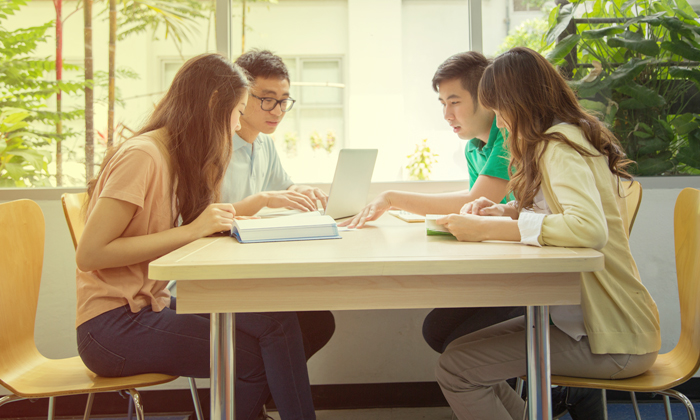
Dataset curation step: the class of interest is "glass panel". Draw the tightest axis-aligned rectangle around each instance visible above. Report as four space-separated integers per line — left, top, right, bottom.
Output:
276 108 343 183
301 60 342 105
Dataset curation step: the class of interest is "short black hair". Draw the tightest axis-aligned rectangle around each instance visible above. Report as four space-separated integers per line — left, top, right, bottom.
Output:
432 52 491 105
234 49 289 82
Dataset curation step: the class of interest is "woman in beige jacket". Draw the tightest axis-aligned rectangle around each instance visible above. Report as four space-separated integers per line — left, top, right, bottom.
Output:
433 47 661 420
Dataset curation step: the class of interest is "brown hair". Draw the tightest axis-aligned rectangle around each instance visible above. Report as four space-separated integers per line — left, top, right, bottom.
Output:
87 53 250 225
478 47 631 212
432 51 491 106
235 49 289 82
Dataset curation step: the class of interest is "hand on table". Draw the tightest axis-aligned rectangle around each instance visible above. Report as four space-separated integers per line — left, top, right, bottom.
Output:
338 193 392 229
265 190 319 212
436 213 490 242
191 203 236 237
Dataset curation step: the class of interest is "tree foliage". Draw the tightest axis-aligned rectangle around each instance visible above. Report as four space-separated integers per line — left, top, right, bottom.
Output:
0 0 85 186
545 0 700 175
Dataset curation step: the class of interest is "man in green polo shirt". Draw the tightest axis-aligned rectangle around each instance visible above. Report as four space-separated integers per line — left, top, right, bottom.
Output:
342 51 603 419
340 52 510 229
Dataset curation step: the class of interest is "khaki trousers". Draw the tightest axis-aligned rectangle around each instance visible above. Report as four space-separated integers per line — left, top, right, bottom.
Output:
436 316 657 420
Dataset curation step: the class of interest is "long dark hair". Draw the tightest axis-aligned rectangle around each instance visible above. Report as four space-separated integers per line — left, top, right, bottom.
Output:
478 47 631 211
88 53 250 225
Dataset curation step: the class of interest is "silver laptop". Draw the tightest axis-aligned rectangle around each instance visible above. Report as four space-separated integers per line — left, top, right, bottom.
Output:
257 148 378 220
323 148 378 219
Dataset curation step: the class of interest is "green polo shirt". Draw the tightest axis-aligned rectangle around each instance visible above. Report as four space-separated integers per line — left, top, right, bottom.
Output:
464 118 512 204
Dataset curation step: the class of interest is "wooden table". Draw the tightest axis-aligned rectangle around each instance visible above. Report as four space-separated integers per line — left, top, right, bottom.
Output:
149 214 604 420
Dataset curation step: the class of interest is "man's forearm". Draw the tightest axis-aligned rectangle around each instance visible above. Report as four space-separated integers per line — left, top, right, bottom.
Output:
385 190 474 215
231 193 268 216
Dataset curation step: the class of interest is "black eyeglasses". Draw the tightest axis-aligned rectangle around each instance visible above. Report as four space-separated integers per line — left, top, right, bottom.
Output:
251 93 296 112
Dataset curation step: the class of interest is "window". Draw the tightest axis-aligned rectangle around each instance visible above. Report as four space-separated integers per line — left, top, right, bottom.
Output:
275 57 345 183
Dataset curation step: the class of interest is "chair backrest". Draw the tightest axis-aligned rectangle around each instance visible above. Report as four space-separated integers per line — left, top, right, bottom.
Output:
61 192 88 249
671 188 700 383
0 200 45 384
622 180 643 236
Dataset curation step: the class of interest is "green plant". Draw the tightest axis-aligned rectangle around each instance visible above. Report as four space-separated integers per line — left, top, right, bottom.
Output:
283 131 298 157
406 139 438 181
544 0 700 175
497 17 554 55
0 0 85 186
310 130 323 151
324 130 336 154
0 107 52 187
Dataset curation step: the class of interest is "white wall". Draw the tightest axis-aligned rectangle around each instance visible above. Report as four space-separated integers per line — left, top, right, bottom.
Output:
1 177 699 395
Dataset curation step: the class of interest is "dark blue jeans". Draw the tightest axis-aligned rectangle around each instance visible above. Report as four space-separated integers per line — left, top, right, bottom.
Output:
422 306 525 353
77 298 316 420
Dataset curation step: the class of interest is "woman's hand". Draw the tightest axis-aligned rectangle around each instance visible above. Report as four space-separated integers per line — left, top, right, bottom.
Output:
461 197 518 219
188 203 236 238
338 192 392 228
436 213 521 242
436 214 489 242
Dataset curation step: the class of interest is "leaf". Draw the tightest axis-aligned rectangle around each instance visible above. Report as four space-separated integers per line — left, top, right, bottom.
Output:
676 131 700 168
607 58 651 84
669 67 700 87
607 38 660 56
575 77 613 98
581 26 626 39
579 99 607 113
633 131 653 138
674 0 698 18
546 34 581 64
617 82 666 107
2 162 26 180
11 149 46 170
545 3 575 47
581 61 603 82
671 113 700 135
661 40 700 61
637 137 668 154
634 156 674 175
621 0 636 12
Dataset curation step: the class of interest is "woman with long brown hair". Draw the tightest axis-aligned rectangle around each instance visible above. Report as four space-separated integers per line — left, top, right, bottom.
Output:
75 53 316 420
433 47 661 420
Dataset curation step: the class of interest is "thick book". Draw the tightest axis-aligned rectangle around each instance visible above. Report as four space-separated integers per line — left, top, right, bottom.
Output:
231 214 341 243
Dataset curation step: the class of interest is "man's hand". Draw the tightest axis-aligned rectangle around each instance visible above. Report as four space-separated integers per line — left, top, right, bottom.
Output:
338 193 391 228
289 185 328 209
264 190 318 212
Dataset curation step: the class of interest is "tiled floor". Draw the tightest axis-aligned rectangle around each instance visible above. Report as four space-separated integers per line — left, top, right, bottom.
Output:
560 401 700 420
263 402 700 419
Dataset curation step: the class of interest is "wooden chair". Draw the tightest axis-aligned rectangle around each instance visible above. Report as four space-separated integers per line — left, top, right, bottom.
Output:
549 187 700 420
0 199 177 420
61 192 203 420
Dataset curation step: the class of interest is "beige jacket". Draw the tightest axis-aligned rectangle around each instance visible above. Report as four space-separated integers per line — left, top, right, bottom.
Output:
537 124 661 355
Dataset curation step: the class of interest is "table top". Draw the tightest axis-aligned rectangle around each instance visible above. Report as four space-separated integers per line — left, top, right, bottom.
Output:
149 214 604 282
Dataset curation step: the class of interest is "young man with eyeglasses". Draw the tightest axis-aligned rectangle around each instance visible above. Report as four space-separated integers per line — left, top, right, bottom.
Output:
221 49 335 420
221 49 329 215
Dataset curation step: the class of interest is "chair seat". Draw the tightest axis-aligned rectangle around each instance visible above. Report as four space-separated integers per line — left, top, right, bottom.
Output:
551 352 692 393
2 355 177 398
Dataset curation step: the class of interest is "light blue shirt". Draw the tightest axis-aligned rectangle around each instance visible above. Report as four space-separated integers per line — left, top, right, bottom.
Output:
221 133 294 203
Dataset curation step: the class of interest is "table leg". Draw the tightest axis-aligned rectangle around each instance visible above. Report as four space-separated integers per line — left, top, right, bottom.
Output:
526 306 552 420
211 313 236 420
